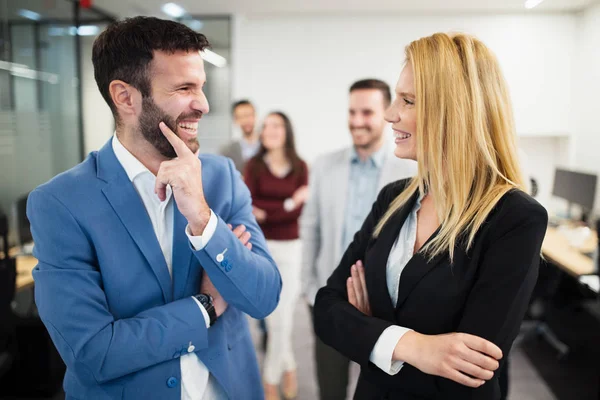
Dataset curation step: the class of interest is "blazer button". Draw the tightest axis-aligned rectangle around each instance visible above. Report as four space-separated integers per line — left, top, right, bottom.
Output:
188 344 195 353
166 376 178 388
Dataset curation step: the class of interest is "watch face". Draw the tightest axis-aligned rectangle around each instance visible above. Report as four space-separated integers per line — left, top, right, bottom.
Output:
197 294 210 305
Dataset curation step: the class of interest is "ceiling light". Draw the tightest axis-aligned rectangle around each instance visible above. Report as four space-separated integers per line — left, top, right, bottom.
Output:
18 9 42 21
525 0 545 9
188 20 204 31
77 25 99 36
201 49 227 68
162 3 186 18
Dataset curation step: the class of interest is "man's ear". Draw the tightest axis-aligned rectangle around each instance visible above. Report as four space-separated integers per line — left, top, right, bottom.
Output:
109 80 142 120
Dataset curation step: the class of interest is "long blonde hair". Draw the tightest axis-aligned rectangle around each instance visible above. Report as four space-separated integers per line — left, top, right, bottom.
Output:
374 33 524 262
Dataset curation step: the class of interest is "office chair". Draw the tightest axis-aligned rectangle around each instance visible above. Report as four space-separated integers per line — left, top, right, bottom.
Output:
0 209 16 379
530 177 539 198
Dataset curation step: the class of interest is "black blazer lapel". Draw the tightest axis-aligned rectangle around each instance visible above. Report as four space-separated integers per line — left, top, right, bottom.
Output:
366 191 419 322
394 226 446 311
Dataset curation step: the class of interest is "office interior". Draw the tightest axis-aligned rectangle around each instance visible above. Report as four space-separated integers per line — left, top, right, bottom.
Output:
0 0 599 399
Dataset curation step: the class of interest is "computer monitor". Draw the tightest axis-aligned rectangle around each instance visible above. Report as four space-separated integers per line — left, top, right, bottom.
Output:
552 168 597 222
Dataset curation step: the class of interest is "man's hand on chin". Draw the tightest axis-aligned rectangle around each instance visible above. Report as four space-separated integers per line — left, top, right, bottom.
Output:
154 121 211 235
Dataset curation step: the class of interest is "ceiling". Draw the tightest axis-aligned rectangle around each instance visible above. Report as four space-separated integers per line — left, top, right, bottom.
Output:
93 0 599 18
1 0 110 22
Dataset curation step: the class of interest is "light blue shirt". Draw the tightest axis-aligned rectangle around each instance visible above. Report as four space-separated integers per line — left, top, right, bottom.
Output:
387 194 423 306
240 139 260 162
341 146 386 252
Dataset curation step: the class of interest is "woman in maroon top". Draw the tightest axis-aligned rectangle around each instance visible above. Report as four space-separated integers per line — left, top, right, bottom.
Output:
244 111 308 400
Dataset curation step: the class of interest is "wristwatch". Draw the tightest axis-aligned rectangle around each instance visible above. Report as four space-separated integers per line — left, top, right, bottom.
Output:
195 293 217 326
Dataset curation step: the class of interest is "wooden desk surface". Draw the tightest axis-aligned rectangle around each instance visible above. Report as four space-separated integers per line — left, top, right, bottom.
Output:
542 226 596 277
2 248 37 291
15 255 36 291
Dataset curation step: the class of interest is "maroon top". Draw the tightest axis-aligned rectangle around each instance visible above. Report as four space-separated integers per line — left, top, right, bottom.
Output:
244 158 309 240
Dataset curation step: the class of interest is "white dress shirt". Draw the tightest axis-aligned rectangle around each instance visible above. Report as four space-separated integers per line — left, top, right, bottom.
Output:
369 194 424 375
112 135 226 400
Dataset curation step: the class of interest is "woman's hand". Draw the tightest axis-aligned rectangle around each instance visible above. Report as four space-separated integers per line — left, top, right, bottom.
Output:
252 206 267 223
394 331 503 388
347 260 371 316
291 185 309 206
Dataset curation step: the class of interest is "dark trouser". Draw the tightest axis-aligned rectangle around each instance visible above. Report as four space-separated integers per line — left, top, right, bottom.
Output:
310 305 351 400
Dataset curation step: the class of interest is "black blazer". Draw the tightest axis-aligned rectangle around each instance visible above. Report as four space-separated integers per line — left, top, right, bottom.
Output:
313 179 548 400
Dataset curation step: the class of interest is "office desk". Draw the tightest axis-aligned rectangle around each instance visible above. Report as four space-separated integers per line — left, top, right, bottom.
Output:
2 248 37 291
541 227 596 277
15 255 36 291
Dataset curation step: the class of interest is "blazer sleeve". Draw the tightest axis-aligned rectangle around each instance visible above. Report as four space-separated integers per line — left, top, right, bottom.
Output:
313 180 407 366
435 197 548 399
29 189 211 386
191 158 282 319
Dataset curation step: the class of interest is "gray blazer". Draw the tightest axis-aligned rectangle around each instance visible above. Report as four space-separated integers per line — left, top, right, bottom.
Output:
300 147 417 305
220 141 245 174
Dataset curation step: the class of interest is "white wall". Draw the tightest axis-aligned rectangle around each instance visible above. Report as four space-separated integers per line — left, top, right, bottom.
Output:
232 13 579 209
233 14 577 161
82 34 114 154
572 3 600 212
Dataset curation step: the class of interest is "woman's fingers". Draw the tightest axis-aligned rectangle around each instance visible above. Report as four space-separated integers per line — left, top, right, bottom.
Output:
347 276 358 308
445 368 485 388
351 264 364 310
451 355 495 381
356 261 370 315
461 333 503 360
460 346 500 372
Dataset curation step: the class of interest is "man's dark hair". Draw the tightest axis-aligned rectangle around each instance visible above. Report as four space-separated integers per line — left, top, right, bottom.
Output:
231 99 254 115
92 16 210 122
349 79 392 107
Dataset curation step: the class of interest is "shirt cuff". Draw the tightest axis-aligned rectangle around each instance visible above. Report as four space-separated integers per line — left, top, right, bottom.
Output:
186 210 218 251
369 326 412 375
191 296 211 329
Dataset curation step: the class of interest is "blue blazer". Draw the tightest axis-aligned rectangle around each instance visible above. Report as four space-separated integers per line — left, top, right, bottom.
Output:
27 139 282 400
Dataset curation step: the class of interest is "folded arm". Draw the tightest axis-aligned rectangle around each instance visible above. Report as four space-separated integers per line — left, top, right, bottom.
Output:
29 189 209 386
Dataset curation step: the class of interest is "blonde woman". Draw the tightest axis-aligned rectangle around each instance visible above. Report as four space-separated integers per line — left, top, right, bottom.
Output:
313 33 547 400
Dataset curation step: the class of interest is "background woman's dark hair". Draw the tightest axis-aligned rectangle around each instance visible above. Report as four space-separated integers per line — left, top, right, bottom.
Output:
248 111 304 179
92 16 210 124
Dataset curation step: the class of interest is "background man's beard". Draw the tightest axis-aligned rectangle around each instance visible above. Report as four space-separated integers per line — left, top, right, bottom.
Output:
138 97 200 158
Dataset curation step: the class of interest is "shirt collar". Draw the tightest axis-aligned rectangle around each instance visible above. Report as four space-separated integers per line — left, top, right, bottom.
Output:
112 134 152 182
350 144 387 168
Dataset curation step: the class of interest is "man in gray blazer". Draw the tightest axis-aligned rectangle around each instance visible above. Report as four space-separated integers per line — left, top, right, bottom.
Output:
220 100 260 174
301 79 417 400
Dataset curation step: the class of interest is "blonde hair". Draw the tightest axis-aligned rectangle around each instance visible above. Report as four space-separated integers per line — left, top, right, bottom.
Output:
374 33 524 262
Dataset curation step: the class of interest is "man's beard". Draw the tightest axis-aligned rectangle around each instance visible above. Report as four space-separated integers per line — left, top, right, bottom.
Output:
138 96 201 158
350 126 382 150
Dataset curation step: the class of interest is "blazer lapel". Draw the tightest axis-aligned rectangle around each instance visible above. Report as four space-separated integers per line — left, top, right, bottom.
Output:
394 226 445 311
367 191 418 321
172 200 195 300
97 139 173 303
